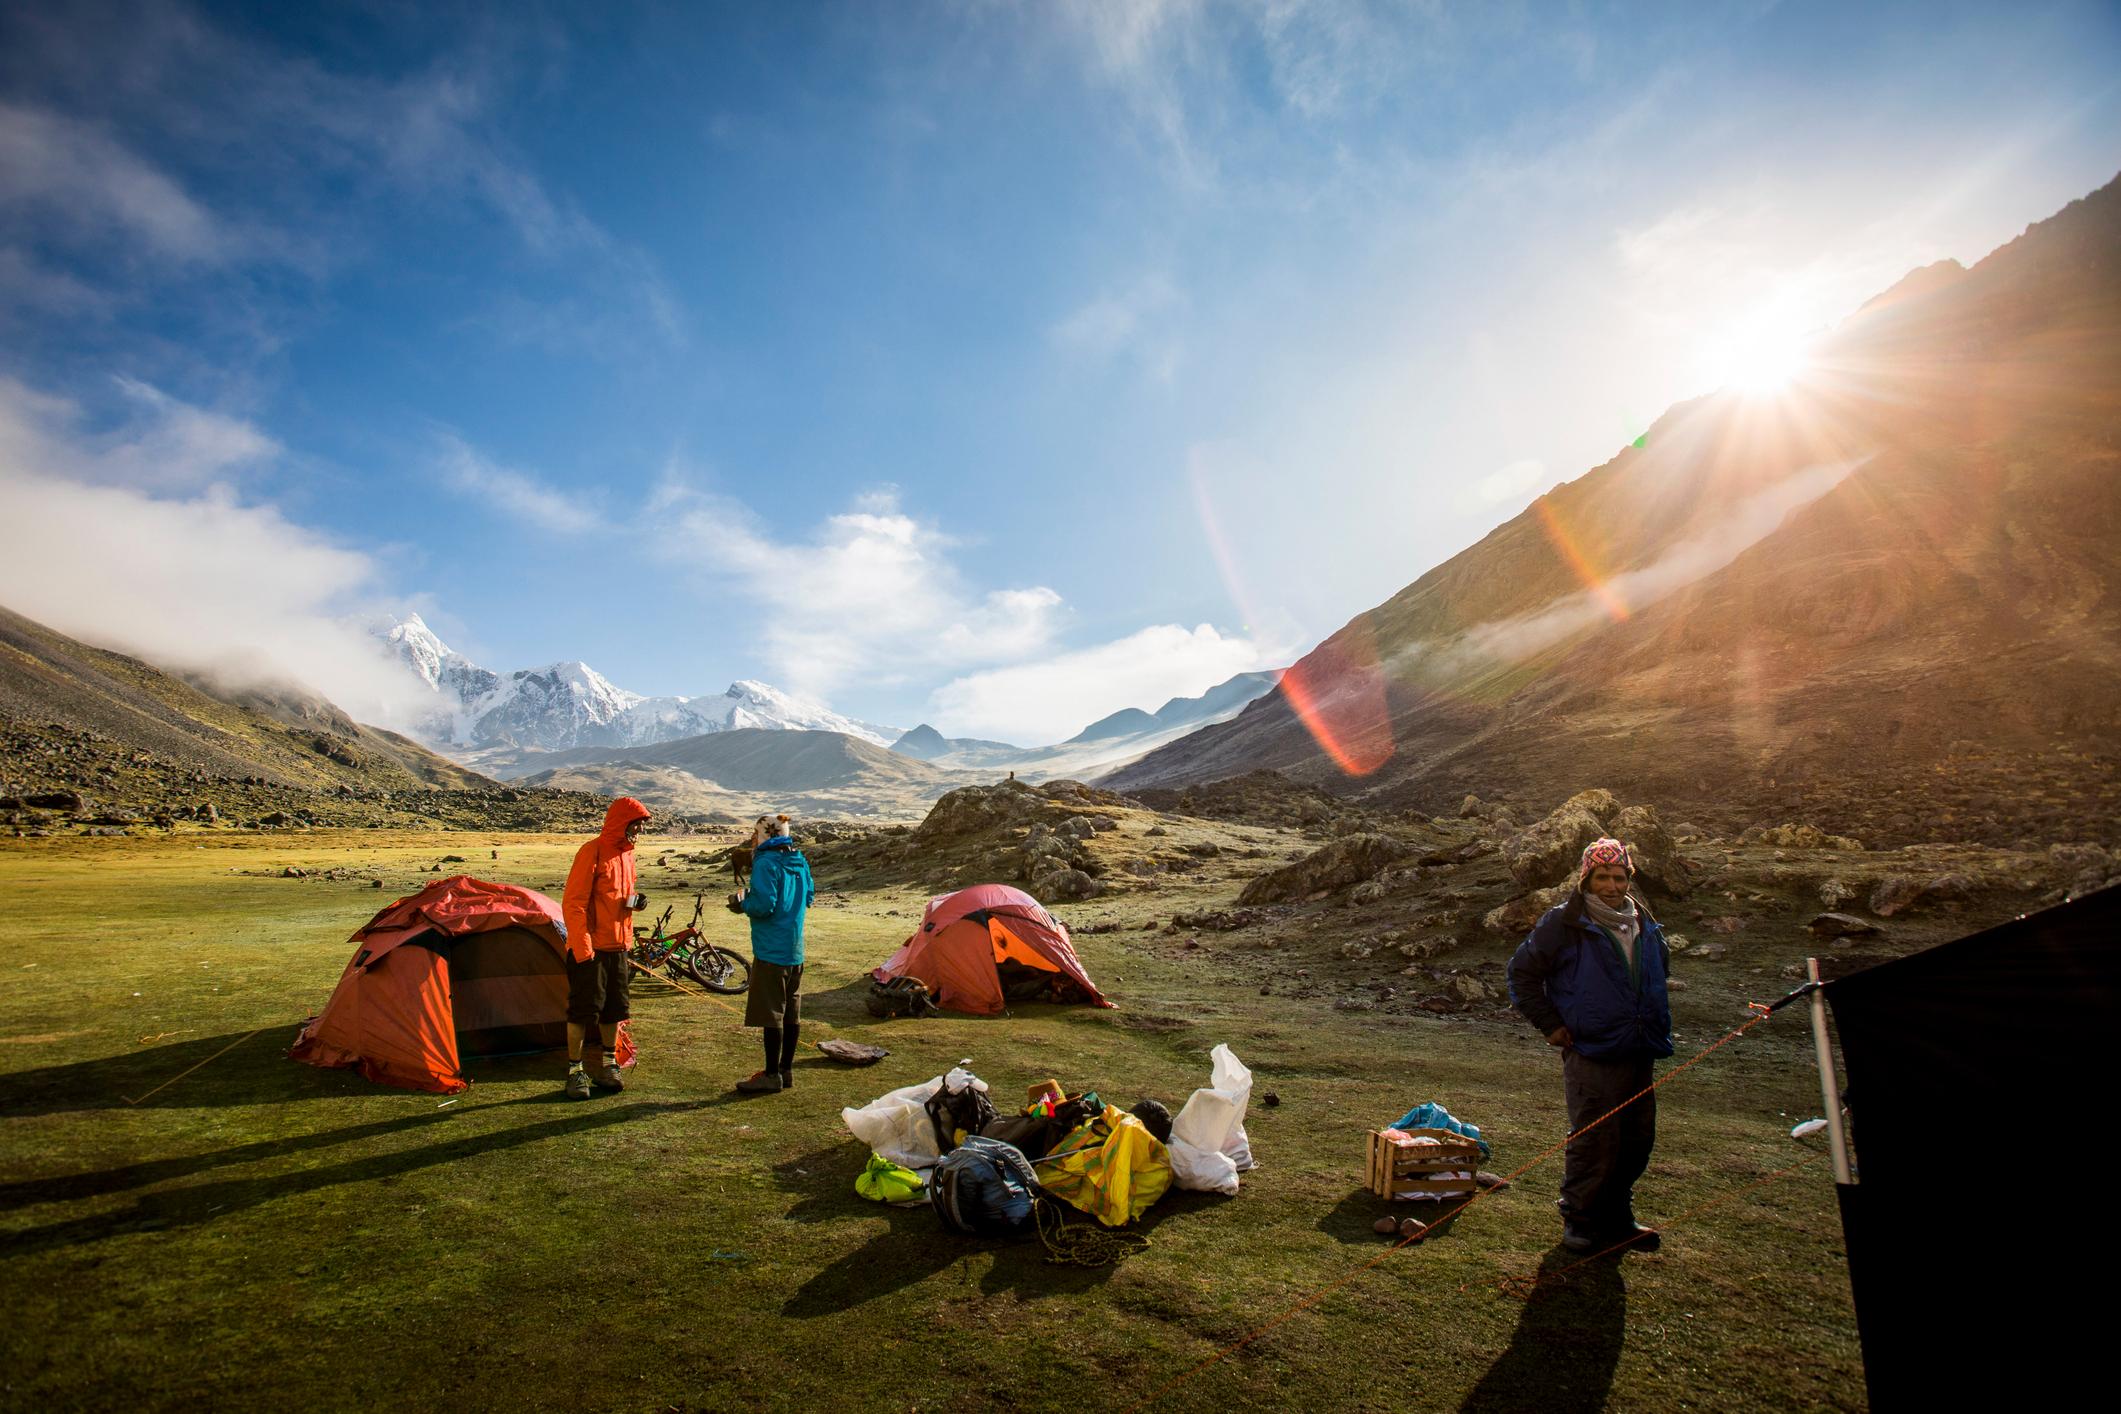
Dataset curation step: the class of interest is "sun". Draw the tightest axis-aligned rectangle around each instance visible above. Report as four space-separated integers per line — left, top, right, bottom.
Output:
1703 313 1816 395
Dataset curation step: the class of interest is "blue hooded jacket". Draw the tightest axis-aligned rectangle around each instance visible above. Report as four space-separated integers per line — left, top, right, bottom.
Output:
740 838 814 966
1506 892 1674 1061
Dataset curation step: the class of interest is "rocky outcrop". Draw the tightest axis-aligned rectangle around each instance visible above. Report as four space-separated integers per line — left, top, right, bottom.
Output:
1239 833 1413 905
1609 803 1689 898
1500 790 1614 888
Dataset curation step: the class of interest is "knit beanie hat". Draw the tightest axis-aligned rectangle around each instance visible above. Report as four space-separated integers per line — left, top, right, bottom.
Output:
1579 837 1634 883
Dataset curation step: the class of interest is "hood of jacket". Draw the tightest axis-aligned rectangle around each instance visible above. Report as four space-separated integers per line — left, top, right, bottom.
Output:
600 796 651 848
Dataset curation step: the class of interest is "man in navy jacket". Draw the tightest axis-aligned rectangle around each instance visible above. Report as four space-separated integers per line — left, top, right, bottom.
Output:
1508 837 1674 1253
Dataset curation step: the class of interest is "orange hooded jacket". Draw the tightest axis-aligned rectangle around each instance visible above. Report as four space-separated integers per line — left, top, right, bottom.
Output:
562 797 651 962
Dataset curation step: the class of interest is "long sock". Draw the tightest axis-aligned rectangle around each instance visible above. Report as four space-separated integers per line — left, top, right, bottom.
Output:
761 1027 780 1074
779 1023 800 1074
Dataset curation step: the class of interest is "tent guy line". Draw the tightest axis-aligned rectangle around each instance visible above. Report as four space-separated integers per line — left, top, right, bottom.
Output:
121 1027 267 1107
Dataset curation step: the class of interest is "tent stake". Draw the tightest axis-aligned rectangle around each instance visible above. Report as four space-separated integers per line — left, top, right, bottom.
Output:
1806 956 1854 1184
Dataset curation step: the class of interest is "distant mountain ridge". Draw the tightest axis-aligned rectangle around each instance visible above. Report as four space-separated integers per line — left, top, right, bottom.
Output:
368 614 902 753
1112 173 2121 847
891 670 1285 775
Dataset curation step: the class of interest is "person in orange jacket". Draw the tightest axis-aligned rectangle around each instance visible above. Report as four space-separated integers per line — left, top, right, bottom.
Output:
561 796 651 1099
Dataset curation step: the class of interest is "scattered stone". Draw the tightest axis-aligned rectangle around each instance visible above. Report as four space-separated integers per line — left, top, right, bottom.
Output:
1262 1092 1280 1108
1808 912 1882 938
1693 942 1729 961
1445 973 1492 1003
1145 825 1169 837
1483 884 1567 934
282 866 307 878
1819 878 1858 909
1339 941 1374 960
25 790 86 812
1458 794 1486 818
1333 995 1377 1012
1869 875 1928 917
1184 841 1222 858
1663 933 1692 955
1349 880 1386 906
1666 979 1688 992
1706 915 1744 934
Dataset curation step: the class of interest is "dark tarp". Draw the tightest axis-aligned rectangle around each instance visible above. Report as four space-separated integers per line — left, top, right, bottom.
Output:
1824 884 2121 1411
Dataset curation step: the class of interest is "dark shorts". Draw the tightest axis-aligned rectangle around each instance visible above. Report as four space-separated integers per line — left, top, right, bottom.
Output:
567 949 631 1026
745 960 803 1029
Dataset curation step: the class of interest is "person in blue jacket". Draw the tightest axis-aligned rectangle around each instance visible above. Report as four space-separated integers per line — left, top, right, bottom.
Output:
1507 836 1674 1253
733 813 815 1093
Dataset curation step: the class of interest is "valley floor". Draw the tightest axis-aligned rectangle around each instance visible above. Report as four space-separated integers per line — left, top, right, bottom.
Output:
1 830 1869 1412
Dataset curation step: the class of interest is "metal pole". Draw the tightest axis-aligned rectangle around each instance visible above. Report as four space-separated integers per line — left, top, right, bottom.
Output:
1807 956 1854 1185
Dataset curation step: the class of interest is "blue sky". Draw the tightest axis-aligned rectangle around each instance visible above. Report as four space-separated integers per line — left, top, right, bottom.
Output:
1 0 2116 743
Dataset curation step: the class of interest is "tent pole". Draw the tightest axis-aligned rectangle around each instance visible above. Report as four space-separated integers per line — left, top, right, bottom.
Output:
1806 956 1854 1185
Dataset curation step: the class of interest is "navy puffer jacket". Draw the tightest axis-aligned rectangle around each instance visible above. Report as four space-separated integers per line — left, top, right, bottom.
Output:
1507 893 1674 1061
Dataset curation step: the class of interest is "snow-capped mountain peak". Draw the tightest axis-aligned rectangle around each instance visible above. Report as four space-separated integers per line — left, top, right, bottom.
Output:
361 616 899 753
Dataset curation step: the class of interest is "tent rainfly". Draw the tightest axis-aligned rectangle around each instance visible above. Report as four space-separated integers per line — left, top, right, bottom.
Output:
290 875 581 1093
872 882 1111 1015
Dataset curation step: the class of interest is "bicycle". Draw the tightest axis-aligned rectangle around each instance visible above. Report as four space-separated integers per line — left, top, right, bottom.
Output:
630 892 751 994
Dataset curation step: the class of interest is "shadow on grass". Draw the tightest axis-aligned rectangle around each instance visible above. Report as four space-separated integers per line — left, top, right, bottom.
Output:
1 1028 331 1115
773 1146 1230 1319
1315 1188 1469 1246
1 1096 726 1258
1460 1245 1626 1414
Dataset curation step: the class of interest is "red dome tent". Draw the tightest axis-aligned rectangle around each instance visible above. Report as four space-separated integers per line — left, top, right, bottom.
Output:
872 883 1112 1016
291 875 587 1094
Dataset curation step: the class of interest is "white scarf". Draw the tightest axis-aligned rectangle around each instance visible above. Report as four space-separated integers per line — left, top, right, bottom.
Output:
1583 891 1641 965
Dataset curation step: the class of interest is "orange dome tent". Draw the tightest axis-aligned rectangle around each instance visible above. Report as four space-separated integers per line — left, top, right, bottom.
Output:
290 875 605 1093
872 883 1112 1016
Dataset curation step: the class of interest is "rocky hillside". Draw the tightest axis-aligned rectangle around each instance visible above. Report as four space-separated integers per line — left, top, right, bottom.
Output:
0 604 636 834
1112 175 2121 846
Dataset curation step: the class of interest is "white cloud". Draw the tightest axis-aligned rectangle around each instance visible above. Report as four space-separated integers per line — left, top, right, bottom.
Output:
931 621 1282 745
0 102 225 262
0 374 277 492
1452 457 1548 514
436 432 596 535
0 377 433 724
652 477 1063 699
1052 273 1183 378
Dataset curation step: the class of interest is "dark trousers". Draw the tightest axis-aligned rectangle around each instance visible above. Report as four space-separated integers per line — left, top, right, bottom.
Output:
1560 1050 1656 1231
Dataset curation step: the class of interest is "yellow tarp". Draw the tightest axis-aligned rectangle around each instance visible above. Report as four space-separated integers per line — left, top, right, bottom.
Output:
1037 1104 1173 1227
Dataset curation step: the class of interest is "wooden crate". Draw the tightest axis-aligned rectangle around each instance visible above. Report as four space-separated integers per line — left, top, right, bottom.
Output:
1368 1127 1484 1200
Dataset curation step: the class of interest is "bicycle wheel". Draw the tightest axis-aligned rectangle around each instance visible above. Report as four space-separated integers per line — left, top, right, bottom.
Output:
688 946 750 994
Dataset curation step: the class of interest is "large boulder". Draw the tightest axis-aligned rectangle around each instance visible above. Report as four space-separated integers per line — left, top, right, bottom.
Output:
916 781 1045 841
1609 804 1689 899
1239 833 1413 905
1482 882 1570 934
1030 866 1103 902
1501 792 1614 889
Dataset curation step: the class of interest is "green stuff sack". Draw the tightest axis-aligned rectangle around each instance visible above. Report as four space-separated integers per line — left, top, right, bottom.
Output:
855 1153 926 1203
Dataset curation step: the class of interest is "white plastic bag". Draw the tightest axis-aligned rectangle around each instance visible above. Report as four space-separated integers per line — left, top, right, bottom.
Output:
1168 1044 1255 1195
842 1075 947 1171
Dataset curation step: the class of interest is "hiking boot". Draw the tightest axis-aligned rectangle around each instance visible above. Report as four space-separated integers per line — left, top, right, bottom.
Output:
1561 1222 1599 1254
588 1054 625 1092
565 1067 592 1101
779 1070 794 1090
1614 1222 1662 1253
736 1070 783 1094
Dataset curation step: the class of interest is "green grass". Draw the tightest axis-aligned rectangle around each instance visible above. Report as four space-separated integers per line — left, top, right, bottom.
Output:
0 831 1866 1412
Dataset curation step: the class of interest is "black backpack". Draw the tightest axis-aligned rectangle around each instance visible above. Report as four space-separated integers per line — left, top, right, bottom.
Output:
866 976 940 1018
924 1082 999 1153
929 1136 1043 1237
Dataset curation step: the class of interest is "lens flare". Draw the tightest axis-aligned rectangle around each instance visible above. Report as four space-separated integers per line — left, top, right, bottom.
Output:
1532 498 1630 622
1278 619 1395 777
1191 456 1393 776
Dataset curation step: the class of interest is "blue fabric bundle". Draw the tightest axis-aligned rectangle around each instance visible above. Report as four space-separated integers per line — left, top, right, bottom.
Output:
1389 1102 1490 1158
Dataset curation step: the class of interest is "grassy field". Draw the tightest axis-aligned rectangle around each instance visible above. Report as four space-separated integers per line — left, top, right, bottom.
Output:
0 829 1866 1412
